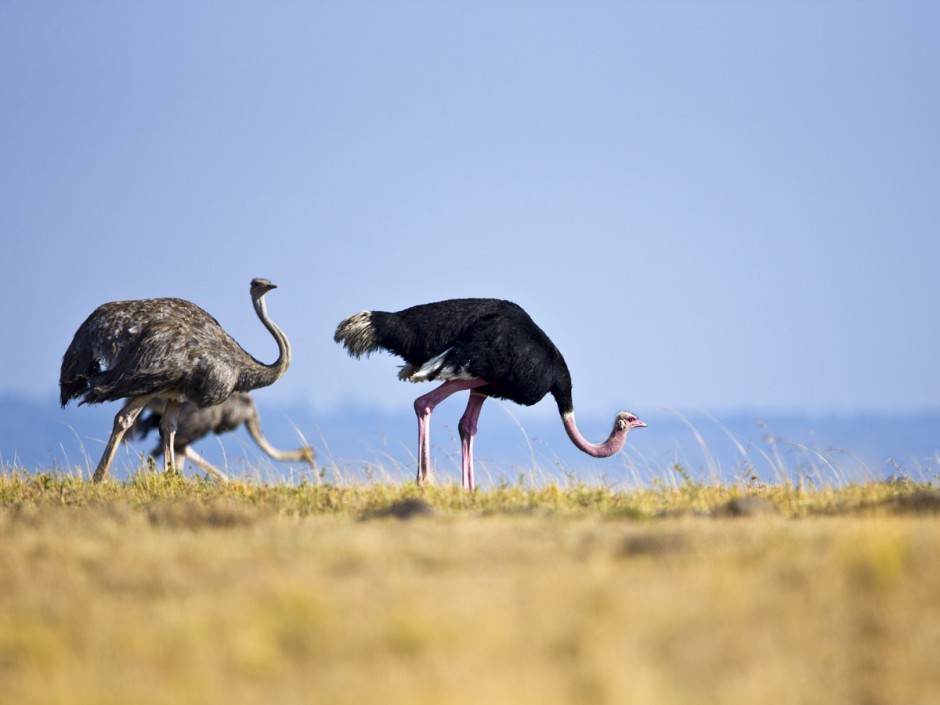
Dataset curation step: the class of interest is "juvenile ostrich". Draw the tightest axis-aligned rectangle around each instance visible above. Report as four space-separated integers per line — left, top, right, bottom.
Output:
334 298 646 491
132 393 315 482
60 278 291 483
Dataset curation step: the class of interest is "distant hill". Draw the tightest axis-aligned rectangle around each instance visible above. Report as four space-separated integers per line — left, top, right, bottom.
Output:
2 394 937 487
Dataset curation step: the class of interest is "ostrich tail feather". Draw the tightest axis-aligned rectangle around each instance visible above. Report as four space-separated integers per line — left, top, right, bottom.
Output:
334 311 377 358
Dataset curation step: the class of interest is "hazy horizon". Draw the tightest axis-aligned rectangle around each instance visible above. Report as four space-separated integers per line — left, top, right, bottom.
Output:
4 393 937 488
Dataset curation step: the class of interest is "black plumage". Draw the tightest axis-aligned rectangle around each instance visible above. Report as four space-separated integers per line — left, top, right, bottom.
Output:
60 278 291 482
335 298 645 490
369 299 573 411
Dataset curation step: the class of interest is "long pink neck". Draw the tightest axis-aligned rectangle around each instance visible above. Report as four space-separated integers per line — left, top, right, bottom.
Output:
561 412 627 458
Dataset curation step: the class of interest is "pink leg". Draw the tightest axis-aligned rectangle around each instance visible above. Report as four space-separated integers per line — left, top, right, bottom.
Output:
413 379 489 486
458 392 487 491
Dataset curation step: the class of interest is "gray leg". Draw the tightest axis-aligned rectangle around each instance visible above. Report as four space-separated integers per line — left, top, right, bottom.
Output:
93 396 152 483
159 399 182 475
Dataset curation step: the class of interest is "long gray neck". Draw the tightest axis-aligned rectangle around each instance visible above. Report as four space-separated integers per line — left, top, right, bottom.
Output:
238 294 292 391
245 415 311 462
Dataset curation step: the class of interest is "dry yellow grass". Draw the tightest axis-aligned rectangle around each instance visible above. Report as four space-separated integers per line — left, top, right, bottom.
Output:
1 471 939 705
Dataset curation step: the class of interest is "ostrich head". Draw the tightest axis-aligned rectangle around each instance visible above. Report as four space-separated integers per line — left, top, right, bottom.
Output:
615 411 647 432
250 278 279 323
250 278 277 299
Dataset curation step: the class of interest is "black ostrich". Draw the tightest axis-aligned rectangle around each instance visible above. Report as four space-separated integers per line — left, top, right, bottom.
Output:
131 393 315 482
334 298 646 490
60 278 291 483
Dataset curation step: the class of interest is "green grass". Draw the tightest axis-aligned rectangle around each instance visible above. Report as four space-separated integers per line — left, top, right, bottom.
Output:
2 467 934 518
2 468 940 705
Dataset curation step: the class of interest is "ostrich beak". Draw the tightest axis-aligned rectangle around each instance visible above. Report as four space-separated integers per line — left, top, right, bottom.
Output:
632 419 648 429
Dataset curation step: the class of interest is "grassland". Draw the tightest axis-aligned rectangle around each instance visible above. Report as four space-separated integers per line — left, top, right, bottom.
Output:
2 469 940 705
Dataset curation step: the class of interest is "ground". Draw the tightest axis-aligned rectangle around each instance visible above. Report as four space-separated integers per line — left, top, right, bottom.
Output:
1 472 939 705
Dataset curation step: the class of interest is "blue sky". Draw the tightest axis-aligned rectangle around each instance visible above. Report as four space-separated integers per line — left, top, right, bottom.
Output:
2 1 939 424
